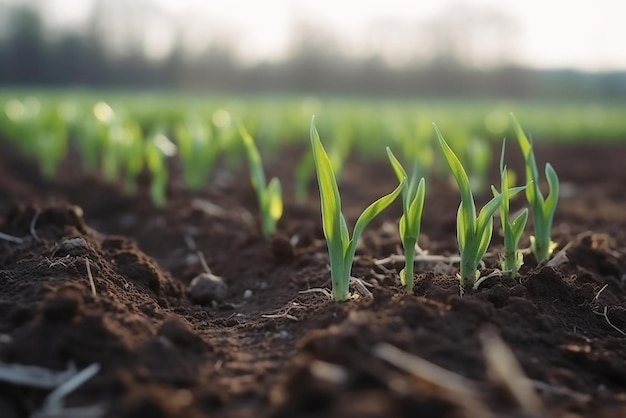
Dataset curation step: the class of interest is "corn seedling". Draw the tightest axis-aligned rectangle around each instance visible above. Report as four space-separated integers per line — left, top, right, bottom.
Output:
294 152 315 204
311 118 404 301
295 121 351 204
74 115 104 174
176 119 220 191
212 109 237 156
99 119 142 193
491 139 528 278
386 147 426 293
467 137 491 194
511 114 559 263
390 117 434 178
145 133 177 207
118 122 145 195
240 126 283 238
435 124 502 292
34 107 68 179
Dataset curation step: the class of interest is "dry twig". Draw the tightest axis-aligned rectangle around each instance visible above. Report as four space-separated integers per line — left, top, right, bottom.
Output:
85 258 96 297
0 231 24 244
374 342 493 418
479 327 545 417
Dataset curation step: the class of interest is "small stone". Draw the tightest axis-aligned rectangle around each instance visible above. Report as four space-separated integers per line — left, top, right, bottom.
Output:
243 289 253 299
187 273 228 305
56 237 89 257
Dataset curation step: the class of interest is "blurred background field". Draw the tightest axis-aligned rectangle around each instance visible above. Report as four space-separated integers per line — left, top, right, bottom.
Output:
1 0 625 196
1 0 625 135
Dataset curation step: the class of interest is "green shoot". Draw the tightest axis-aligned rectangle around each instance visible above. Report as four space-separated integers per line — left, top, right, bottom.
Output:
294 152 315 204
511 114 559 263
145 133 176 208
491 139 528 278
311 117 404 301
467 137 491 194
119 122 144 195
434 124 502 292
386 147 426 293
35 108 68 179
240 126 283 238
75 114 105 173
294 122 351 205
176 119 220 191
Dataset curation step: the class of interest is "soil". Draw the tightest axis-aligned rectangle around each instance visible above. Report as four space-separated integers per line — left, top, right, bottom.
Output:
0 138 625 418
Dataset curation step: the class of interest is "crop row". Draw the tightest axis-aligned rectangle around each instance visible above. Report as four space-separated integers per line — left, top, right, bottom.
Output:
310 116 557 299
1 94 608 202
0 95 559 300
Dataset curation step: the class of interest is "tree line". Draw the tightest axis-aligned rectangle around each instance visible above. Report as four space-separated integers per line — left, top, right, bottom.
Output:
0 5 625 99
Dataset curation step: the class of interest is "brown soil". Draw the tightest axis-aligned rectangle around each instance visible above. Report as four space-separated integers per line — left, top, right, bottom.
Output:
0 139 625 418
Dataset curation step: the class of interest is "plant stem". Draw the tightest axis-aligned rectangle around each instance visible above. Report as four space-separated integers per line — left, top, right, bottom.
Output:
502 249 519 279
402 238 416 293
330 259 350 301
459 254 477 291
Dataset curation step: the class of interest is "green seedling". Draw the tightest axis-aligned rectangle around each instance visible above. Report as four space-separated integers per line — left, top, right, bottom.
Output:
176 119 220 191
311 118 404 301
386 148 426 293
35 107 68 179
491 139 528 278
119 122 145 195
294 152 315 204
4 100 66 178
467 137 491 194
294 122 351 204
387 117 433 179
74 114 105 173
73 101 115 174
435 124 502 292
240 126 283 238
145 133 177 207
511 114 559 263
100 120 143 193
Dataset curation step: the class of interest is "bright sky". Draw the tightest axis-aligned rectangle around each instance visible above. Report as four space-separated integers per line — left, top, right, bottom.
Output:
27 0 626 71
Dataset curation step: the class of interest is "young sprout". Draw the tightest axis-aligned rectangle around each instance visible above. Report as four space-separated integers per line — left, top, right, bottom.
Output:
511 114 559 263
35 107 68 179
119 122 145 195
294 122 351 205
386 148 426 293
240 126 283 238
74 113 105 173
434 124 502 292
491 139 528 278
294 152 315 204
407 118 435 176
176 118 221 191
311 118 404 301
467 137 491 194
145 133 177 208
100 118 144 194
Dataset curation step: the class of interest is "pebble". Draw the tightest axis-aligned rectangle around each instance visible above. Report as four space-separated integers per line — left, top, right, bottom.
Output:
57 237 89 256
187 273 228 305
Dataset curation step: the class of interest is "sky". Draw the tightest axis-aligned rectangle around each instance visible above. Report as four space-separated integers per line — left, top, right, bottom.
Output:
15 0 626 71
